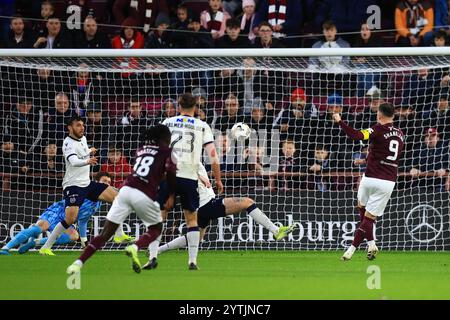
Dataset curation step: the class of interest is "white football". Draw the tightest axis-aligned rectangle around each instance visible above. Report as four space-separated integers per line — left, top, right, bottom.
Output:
231 122 251 139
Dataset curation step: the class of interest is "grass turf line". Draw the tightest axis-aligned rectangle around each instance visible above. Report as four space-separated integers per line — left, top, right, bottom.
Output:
1 251 449 300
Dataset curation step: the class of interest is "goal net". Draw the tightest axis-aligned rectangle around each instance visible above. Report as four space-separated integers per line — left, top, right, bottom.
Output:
1 48 449 251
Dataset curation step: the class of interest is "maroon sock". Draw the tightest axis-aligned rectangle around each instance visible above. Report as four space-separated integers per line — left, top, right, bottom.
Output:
79 235 107 264
352 217 375 248
135 226 162 249
358 207 366 222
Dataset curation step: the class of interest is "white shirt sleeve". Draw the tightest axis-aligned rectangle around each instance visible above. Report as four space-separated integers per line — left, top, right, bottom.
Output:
203 123 214 146
63 139 88 167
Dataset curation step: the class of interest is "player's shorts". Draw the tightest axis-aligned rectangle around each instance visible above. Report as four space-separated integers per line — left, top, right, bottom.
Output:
107 186 162 227
38 210 74 232
63 181 108 208
357 175 395 217
158 177 199 212
198 197 227 229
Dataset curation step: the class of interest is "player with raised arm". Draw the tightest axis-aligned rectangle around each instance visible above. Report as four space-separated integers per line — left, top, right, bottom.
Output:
0 172 112 255
66 125 176 275
39 116 132 256
161 93 223 270
332 103 404 261
143 162 295 268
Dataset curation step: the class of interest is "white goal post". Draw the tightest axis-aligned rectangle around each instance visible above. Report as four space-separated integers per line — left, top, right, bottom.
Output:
0 48 449 251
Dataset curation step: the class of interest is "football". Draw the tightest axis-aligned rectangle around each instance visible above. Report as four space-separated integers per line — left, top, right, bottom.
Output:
231 122 251 139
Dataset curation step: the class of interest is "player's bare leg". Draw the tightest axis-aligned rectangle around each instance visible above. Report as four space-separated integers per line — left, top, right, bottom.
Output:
342 211 377 261
67 220 119 274
184 210 200 270
39 206 79 255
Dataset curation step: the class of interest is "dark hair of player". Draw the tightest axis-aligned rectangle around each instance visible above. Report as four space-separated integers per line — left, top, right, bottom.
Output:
315 143 328 151
379 103 395 118
129 96 140 104
179 93 196 110
434 30 447 40
67 115 84 127
141 124 171 146
322 20 336 30
94 171 111 182
47 14 60 21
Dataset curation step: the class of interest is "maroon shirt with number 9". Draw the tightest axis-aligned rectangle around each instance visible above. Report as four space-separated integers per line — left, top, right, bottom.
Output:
339 121 405 182
124 145 176 201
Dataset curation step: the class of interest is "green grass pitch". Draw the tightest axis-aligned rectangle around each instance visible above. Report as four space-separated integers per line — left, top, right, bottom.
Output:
1 251 449 300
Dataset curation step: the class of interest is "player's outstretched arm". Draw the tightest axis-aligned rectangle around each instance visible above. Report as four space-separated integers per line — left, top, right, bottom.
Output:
205 142 224 194
332 113 367 141
67 154 98 167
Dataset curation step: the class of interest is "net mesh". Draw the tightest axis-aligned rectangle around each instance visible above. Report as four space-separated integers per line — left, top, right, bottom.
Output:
1 53 449 251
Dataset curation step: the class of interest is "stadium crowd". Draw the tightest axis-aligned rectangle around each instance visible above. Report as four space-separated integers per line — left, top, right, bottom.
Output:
1 0 450 193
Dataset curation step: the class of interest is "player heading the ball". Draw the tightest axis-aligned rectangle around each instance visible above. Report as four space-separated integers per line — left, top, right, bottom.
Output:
162 93 223 270
332 103 404 261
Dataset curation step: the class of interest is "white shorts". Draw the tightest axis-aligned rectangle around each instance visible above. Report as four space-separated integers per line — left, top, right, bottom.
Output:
106 186 162 227
357 175 395 217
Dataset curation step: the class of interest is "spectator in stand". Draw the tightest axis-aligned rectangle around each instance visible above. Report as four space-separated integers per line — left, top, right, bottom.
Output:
395 0 434 47
216 18 252 48
116 97 152 161
75 17 111 48
273 139 301 190
310 20 350 70
3 96 44 155
305 144 332 192
171 7 214 48
33 16 74 49
314 0 375 37
244 97 275 132
272 87 317 141
145 13 172 48
254 22 285 48
0 0 14 43
157 98 178 123
351 22 382 48
409 128 449 191
237 0 257 43
70 63 104 117
216 93 244 133
46 92 77 143
201 0 231 40
0 135 29 189
235 146 266 188
402 68 442 116
30 68 56 112
113 0 169 34
433 30 447 47
31 142 64 189
395 105 422 171
425 93 450 141
193 87 216 125
85 103 111 166
111 18 145 78
352 86 385 129
4 15 36 48
433 0 449 35
223 0 245 16
253 0 303 47
100 147 132 189
31 1 55 40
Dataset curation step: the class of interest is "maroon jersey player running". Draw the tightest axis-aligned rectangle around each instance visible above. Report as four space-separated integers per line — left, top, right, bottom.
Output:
332 103 404 261
67 124 176 274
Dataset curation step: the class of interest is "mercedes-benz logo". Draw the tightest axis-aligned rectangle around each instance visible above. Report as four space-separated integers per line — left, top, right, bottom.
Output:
405 204 443 243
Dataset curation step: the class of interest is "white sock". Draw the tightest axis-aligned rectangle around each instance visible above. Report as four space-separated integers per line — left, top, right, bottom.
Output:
159 235 187 254
367 240 375 247
148 235 162 259
114 224 125 237
186 230 200 265
248 207 279 235
41 222 67 249
347 245 357 254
